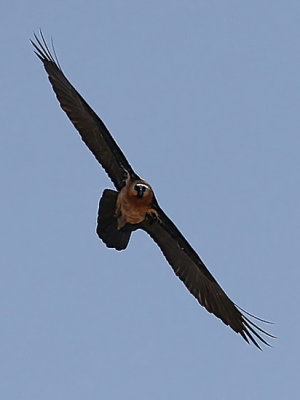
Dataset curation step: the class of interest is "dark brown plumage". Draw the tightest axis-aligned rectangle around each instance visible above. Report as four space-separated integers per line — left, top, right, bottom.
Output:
31 31 274 349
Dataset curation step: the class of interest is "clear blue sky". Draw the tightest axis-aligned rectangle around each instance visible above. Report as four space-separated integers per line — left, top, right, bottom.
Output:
1 1 299 398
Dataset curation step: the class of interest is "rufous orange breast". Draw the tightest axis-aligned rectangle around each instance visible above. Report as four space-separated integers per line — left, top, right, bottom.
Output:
115 179 158 229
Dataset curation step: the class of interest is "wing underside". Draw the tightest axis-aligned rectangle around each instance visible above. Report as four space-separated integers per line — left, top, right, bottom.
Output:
31 32 139 190
141 206 274 349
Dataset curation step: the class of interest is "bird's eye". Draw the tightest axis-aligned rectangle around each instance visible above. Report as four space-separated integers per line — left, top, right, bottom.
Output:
134 184 146 192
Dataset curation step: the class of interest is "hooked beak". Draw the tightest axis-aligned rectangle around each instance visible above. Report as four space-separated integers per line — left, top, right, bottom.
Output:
134 183 147 198
136 186 144 198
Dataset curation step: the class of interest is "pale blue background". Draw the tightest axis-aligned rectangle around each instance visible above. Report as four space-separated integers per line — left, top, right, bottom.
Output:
1 1 299 398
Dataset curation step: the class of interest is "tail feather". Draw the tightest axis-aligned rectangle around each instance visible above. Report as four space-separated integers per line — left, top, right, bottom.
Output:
96 189 132 251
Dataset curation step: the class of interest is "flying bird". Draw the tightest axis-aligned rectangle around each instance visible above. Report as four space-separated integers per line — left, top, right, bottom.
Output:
31 32 273 349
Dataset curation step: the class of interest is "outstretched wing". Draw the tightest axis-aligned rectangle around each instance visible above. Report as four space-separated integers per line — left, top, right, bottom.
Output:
31 32 139 190
141 205 273 349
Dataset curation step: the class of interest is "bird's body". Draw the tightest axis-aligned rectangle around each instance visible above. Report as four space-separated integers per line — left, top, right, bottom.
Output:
115 177 157 228
31 32 273 349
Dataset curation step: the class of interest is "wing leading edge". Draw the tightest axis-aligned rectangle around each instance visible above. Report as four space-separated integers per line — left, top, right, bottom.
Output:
141 206 274 349
31 32 139 190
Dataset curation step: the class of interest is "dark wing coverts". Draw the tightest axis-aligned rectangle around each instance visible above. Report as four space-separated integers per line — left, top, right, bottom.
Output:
31 33 138 190
141 207 273 349
32 33 273 349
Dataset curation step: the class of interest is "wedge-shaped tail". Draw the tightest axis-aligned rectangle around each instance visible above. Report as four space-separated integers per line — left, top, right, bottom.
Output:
97 189 133 251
